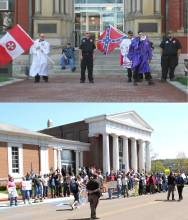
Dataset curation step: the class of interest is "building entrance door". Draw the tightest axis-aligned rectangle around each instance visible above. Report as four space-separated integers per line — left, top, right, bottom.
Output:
75 12 101 46
61 163 74 175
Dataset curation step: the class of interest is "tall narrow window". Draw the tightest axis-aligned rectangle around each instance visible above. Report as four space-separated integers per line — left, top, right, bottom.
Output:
12 147 19 173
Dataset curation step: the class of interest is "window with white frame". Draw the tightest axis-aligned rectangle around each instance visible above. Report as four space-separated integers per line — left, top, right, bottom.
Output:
11 146 19 173
8 143 23 177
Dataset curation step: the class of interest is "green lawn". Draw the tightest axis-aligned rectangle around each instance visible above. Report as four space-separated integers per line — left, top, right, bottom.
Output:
176 76 188 86
0 76 11 83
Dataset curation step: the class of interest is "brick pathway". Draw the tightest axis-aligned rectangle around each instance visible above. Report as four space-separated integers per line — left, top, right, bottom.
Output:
0 75 187 102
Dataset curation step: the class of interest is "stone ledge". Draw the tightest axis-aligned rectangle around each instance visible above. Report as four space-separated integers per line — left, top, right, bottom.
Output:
167 80 188 95
0 79 24 87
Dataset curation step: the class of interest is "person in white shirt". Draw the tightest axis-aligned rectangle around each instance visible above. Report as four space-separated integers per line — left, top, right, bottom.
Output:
120 31 134 82
29 33 50 83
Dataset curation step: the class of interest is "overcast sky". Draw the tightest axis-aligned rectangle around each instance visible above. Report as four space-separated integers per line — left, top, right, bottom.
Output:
0 103 187 159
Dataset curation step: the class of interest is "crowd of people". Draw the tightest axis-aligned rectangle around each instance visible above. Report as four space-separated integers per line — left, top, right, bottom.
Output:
29 29 182 86
6 166 186 207
5 167 187 219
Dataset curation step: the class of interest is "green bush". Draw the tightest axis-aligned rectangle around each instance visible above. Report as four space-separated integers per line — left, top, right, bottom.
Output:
0 76 11 83
0 186 6 191
176 76 188 86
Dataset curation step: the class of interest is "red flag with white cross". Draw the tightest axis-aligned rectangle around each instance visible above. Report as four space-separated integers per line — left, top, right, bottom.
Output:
0 24 33 65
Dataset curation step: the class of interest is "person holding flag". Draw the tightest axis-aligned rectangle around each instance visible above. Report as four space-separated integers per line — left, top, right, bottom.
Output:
120 30 134 82
29 33 50 83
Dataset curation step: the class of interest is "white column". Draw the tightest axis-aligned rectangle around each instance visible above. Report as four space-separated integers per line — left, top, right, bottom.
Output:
57 149 62 170
127 0 131 13
75 151 80 175
122 136 129 173
112 134 119 172
35 0 41 14
132 0 136 12
54 0 60 14
40 146 49 175
154 0 161 14
103 133 110 175
138 140 145 173
80 151 83 167
145 141 151 173
131 138 138 171
136 0 141 12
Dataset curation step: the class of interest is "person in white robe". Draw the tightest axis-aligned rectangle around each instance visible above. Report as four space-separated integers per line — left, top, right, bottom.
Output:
29 33 50 83
120 31 134 82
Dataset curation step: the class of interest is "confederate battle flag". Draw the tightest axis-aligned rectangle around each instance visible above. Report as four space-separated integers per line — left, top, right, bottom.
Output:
97 25 127 55
0 24 33 65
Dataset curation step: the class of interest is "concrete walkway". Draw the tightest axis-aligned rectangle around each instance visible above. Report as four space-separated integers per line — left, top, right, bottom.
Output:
0 75 187 102
0 194 74 209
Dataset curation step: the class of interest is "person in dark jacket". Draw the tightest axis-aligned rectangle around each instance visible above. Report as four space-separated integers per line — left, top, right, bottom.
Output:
86 174 101 220
176 172 185 201
79 32 96 83
160 31 182 82
167 172 176 201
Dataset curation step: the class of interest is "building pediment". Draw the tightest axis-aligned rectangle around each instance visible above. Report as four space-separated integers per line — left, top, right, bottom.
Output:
107 111 153 132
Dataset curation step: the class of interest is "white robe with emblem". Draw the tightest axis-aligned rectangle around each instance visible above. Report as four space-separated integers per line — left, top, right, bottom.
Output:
120 38 132 69
29 39 50 77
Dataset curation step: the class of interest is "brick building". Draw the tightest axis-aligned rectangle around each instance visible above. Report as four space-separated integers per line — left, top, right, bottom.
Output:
0 123 89 185
0 111 153 185
14 0 35 35
41 111 153 175
161 0 188 53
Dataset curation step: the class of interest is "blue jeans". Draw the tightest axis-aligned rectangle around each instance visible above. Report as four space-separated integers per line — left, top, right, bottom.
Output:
108 188 113 199
34 184 42 198
60 56 76 71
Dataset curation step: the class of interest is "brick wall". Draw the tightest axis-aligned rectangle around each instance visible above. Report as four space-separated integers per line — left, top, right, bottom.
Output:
48 147 54 172
84 135 103 169
177 36 188 54
161 0 188 53
14 0 35 34
0 142 8 179
23 144 40 175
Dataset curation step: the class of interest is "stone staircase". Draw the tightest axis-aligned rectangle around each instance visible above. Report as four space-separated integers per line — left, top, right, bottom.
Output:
12 39 186 78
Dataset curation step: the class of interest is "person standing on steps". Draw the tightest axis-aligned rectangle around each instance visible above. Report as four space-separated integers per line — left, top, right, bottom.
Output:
29 33 50 83
120 30 134 82
128 31 154 86
160 30 182 82
79 32 96 83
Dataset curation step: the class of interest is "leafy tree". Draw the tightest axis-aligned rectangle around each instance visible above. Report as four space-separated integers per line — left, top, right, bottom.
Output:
151 160 165 173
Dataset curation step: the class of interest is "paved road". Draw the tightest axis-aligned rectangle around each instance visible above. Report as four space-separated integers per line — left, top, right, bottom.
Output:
1 187 187 220
0 75 187 102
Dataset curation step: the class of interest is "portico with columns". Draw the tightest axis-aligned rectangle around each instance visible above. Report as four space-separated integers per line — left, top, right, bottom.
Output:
85 111 153 175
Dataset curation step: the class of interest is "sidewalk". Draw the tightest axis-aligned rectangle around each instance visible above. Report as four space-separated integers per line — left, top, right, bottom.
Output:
0 78 24 87
0 75 187 102
0 193 74 209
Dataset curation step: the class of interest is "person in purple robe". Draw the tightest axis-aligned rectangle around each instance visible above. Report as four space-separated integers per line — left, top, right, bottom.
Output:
128 31 154 86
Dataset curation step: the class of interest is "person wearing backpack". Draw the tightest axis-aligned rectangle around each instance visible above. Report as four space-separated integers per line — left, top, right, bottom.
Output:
70 178 79 209
176 172 185 201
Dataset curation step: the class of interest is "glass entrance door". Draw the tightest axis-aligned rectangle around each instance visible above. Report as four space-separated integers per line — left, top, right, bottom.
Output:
61 163 74 175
